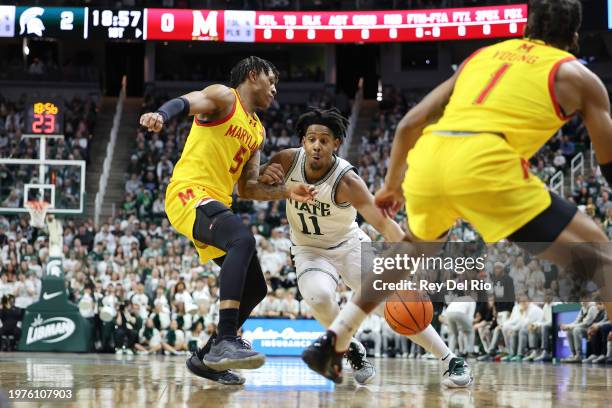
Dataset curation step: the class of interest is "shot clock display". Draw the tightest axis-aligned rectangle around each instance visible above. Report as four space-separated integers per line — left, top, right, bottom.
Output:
25 100 64 135
88 9 145 39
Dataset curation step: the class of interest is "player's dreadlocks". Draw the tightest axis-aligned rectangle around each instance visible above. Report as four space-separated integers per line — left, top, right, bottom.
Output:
229 56 279 88
524 0 582 52
295 107 350 141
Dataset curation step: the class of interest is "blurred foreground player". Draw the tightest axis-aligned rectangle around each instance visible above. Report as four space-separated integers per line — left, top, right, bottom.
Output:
261 108 472 387
303 0 612 383
140 56 316 384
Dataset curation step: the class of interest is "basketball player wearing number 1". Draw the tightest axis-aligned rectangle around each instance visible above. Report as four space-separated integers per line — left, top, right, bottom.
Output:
304 0 612 383
140 57 316 385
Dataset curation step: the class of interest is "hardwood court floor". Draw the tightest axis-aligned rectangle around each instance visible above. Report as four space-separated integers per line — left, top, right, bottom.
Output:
0 353 609 408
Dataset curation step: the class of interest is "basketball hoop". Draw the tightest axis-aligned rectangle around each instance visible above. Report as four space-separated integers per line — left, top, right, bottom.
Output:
25 200 50 228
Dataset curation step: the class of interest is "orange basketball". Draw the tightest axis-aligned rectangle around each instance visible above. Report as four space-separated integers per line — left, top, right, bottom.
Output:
384 291 433 335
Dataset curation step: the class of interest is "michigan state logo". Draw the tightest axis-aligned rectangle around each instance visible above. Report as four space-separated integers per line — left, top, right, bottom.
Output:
45 259 62 277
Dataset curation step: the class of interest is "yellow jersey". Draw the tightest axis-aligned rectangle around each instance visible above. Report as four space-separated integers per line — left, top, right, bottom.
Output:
424 38 576 159
168 88 265 208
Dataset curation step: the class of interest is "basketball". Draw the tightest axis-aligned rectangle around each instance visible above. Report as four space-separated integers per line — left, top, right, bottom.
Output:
384 291 433 336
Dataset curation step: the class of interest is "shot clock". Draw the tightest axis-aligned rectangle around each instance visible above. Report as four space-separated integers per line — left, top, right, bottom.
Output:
25 100 64 136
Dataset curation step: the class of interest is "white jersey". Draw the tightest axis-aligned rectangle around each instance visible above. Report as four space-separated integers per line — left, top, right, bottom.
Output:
285 148 361 248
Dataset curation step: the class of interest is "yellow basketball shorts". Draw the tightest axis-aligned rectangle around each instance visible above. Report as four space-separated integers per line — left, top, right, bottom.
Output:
165 182 227 263
403 133 551 243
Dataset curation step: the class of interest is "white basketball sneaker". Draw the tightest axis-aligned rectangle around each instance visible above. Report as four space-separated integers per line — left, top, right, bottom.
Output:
441 357 474 388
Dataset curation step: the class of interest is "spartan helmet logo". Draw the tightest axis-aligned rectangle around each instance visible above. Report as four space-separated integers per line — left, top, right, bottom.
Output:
45 259 62 277
19 7 45 37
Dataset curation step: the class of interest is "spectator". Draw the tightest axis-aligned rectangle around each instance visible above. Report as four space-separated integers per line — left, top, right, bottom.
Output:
508 256 529 295
135 318 162 355
527 290 556 362
501 298 543 361
114 301 142 355
443 292 476 356
125 173 143 195
0 294 23 351
161 319 188 355
2 190 20 208
553 150 566 170
186 321 209 352
560 298 597 363
473 296 495 355
258 290 281 318
583 300 608 363
119 228 139 256
280 288 299 319
191 277 211 307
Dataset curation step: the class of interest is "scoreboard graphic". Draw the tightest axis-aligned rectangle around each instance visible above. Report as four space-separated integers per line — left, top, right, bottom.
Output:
0 3 528 43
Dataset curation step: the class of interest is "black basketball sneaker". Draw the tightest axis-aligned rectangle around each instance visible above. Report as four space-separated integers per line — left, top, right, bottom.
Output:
186 334 245 385
301 330 345 384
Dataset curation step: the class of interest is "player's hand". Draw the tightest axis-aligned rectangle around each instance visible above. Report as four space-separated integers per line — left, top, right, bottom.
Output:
288 183 317 204
375 184 405 218
259 163 285 185
139 112 164 133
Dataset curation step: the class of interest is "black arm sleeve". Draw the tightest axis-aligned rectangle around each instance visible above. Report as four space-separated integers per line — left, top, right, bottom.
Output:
155 97 190 123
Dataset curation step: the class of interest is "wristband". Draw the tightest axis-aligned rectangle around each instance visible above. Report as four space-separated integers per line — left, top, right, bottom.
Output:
156 97 190 123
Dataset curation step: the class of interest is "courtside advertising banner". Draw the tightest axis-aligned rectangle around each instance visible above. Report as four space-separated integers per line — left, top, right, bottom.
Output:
242 318 324 356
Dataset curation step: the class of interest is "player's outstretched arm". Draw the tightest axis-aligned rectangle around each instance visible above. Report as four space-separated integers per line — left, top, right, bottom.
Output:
376 69 460 218
139 84 234 132
237 150 316 203
335 170 405 242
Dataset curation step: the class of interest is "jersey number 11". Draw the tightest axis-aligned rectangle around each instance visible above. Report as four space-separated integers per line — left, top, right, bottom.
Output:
297 213 323 236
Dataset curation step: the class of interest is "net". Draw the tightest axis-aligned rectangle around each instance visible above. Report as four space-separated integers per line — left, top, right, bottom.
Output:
25 200 50 228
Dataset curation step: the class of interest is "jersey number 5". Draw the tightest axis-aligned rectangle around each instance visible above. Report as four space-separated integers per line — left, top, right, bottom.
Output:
474 63 511 105
229 146 248 174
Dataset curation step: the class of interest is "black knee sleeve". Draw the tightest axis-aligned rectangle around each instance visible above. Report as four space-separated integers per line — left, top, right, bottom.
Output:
194 201 257 302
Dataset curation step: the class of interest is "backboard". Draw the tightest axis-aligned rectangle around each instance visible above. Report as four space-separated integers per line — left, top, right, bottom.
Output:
0 158 86 215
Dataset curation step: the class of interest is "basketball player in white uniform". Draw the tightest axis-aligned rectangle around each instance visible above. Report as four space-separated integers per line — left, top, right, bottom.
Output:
260 108 472 387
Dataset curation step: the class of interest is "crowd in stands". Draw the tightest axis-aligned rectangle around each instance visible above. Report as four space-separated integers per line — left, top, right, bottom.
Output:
0 85 610 364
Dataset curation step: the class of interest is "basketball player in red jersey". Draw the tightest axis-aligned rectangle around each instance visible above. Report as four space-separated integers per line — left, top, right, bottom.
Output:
140 56 316 385
303 0 612 383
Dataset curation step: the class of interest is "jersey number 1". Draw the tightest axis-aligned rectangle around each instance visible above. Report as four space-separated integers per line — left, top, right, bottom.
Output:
297 213 323 236
474 63 511 105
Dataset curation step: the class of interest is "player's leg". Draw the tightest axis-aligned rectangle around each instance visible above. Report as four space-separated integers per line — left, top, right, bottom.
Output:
294 249 341 327
191 200 265 371
295 244 376 385
187 254 266 384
